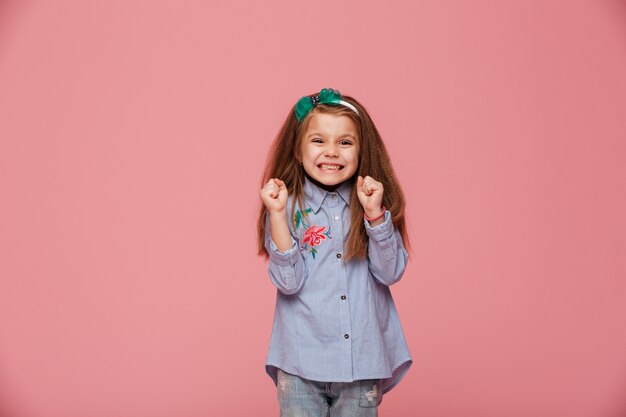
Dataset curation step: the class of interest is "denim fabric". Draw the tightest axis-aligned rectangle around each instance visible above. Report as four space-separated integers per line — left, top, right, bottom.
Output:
277 368 382 417
265 177 412 394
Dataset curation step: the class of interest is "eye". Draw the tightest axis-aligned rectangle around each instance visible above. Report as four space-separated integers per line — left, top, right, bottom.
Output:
311 138 324 143
339 140 353 146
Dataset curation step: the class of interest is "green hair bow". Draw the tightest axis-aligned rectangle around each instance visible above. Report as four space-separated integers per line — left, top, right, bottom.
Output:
295 88 359 122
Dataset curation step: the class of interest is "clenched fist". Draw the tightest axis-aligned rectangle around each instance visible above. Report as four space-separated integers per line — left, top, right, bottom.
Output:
357 175 384 219
260 178 289 214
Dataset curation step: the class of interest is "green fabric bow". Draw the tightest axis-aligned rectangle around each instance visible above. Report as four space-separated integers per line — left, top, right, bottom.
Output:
295 88 343 121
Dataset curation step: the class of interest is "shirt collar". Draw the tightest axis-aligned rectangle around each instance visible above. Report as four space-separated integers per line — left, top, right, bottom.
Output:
303 176 354 213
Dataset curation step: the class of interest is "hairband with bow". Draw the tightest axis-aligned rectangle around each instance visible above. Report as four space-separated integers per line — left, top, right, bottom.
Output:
295 88 360 121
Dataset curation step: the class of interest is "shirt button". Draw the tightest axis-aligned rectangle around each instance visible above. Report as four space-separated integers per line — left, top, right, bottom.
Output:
336 253 342 259
331 194 337 199
334 215 340 221
341 295 346 300
344 334 349 339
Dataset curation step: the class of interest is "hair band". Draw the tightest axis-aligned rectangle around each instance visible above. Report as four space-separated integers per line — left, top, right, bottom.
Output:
295 88 359 122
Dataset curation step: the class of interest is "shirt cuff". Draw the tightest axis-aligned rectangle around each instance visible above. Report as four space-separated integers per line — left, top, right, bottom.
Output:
268 237 300 266
363 210 394 241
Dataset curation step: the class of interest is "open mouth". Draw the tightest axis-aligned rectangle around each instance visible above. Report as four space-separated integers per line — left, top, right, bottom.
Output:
317 163 344 171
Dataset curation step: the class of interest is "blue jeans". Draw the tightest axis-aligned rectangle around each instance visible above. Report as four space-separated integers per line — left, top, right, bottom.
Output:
276 368 383 417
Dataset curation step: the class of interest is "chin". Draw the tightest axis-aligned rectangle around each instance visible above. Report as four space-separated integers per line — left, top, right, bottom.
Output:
318 178 345 187
306 171 356 190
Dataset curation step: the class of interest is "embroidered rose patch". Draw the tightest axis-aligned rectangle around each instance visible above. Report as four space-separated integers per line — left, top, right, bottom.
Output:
303 225 327 247
294 207 331 259
301 225 332 259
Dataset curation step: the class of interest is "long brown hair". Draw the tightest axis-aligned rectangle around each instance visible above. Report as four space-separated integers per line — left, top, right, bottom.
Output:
257 92 410 261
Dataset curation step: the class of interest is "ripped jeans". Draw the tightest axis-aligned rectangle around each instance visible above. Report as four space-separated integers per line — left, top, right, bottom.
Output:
276 368 383 417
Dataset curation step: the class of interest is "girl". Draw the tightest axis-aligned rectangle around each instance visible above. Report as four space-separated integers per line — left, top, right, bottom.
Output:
257 88 412 417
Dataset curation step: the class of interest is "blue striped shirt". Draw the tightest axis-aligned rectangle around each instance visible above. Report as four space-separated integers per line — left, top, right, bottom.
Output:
264 177 412 393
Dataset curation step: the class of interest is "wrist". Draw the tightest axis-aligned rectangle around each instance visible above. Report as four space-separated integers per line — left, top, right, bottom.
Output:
364 206 386 222
269 209 287 220
268 209 287 218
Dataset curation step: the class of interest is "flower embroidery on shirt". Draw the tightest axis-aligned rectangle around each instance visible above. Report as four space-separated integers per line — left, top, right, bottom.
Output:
302 225 331 259
294 207 331 260
303 225 327 246
294 208 312 229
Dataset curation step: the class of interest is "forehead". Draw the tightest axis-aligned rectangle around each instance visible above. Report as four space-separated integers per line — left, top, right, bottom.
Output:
304 112 359 138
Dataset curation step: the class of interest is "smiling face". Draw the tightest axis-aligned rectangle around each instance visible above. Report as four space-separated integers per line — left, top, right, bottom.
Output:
299 111 360 189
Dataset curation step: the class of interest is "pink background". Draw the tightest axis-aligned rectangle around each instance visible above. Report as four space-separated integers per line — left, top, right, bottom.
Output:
1 1 625 416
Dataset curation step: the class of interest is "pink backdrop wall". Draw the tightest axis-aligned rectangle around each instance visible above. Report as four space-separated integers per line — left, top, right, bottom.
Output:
1 1 625 416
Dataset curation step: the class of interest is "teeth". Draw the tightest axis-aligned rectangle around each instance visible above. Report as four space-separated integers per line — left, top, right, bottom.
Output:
320 164 341 170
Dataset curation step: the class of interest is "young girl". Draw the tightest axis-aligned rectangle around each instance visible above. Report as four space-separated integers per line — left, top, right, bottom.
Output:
258 88 412 416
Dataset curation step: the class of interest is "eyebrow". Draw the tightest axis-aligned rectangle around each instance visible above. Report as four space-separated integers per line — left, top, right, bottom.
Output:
307 133 357 140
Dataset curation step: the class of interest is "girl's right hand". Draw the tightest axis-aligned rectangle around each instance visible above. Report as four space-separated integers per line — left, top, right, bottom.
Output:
260 178 288 214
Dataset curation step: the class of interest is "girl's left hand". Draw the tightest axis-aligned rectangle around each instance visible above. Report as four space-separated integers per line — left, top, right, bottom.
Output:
357 175 384 217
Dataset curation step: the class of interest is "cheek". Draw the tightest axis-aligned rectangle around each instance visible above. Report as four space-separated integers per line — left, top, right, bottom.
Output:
299 148 311 164
346 149 359 165
343 152 359 175
302 145 320 161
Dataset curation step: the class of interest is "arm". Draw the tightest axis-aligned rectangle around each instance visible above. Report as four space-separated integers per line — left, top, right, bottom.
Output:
365 210 409 286
260 178 307 295
356 175 408 285
264 213 308 295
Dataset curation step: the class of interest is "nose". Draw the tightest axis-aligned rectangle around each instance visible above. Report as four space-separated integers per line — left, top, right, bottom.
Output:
324 143 339 157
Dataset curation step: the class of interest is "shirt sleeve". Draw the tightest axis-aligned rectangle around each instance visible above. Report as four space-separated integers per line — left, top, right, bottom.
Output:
264 214 308 295
364 210 409 286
